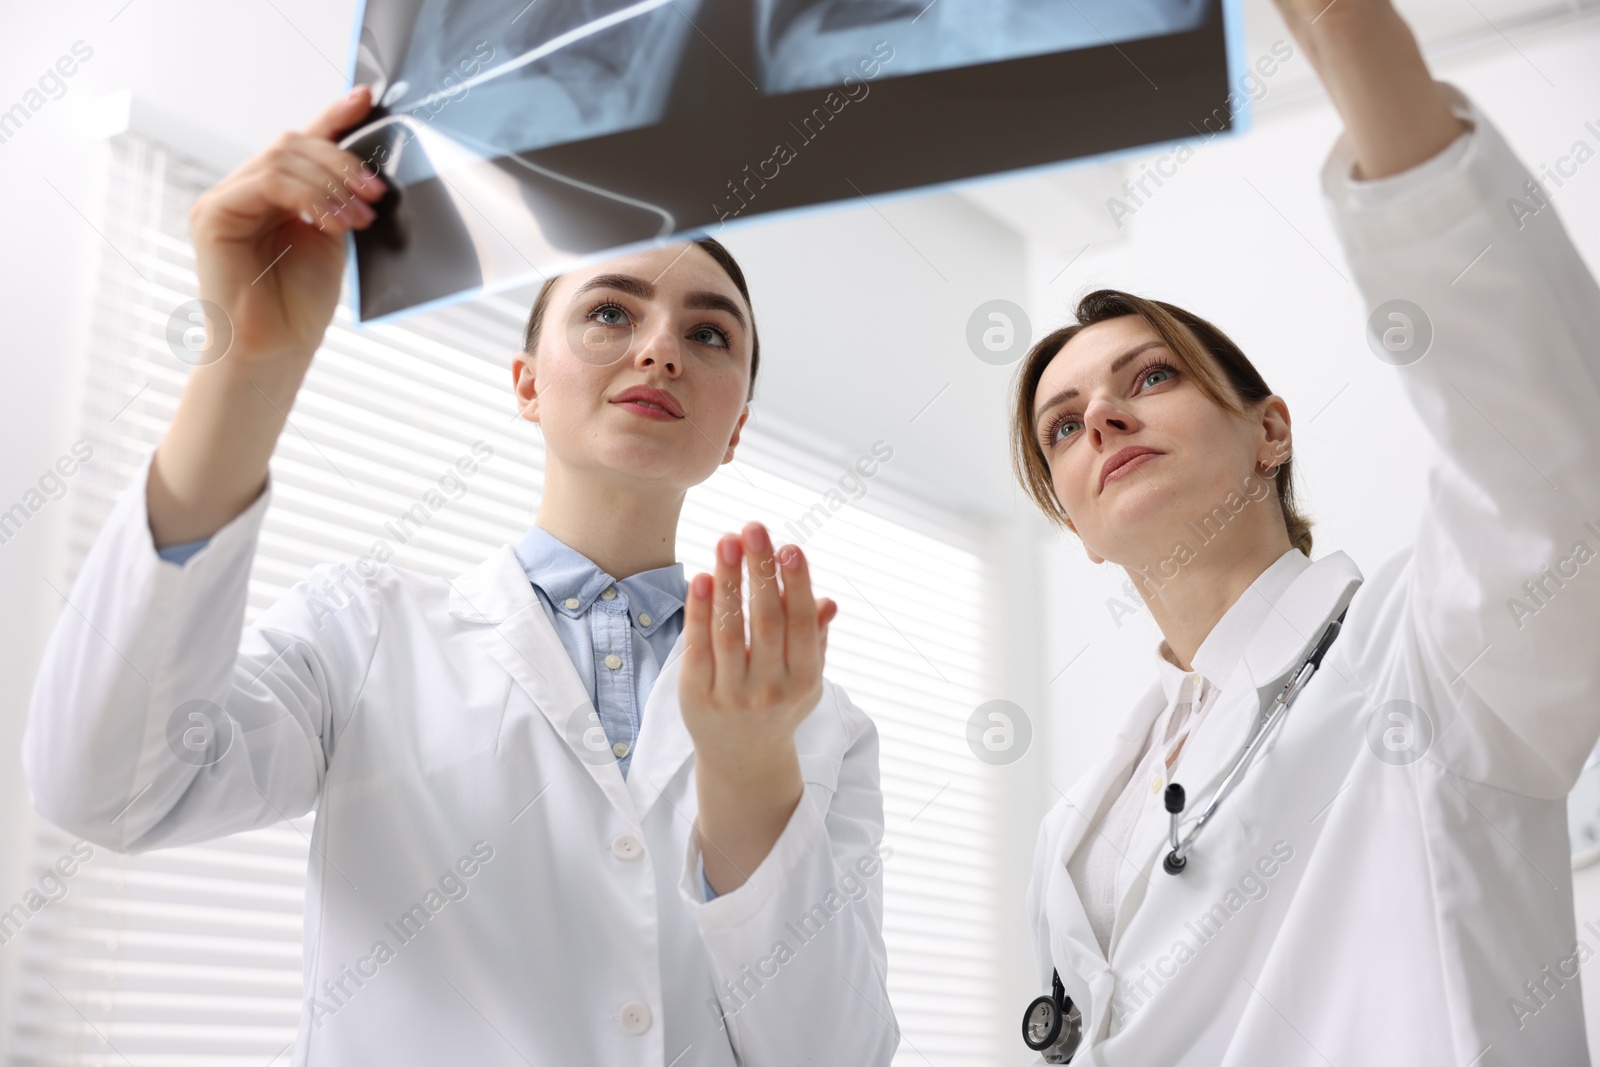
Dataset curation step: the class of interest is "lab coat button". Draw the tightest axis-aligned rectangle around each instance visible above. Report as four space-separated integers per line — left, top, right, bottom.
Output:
604 654 623 670
601 587 618 600
612 834 644 861
619 1000 652 1034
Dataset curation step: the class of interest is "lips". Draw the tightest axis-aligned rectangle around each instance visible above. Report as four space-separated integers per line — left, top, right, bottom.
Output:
1099 446 1163 492
609 384 684 418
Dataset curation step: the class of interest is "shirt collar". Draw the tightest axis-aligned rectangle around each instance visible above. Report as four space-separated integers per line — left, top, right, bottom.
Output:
1151 548 1313 704
512 525 687 636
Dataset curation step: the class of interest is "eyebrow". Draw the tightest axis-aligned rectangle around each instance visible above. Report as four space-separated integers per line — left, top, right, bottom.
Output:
1032 340 1169 430
571 273 747 333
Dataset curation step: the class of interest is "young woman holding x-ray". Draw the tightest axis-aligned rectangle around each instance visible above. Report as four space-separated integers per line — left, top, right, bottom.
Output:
1015 1 1600 1064
22 89 896 1065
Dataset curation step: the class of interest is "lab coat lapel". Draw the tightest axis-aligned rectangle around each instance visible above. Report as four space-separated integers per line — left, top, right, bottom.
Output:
1046 681 1168 1003
625 632 696 821
1113 551 1363 926
1052 681 1168 876
446 545 640 824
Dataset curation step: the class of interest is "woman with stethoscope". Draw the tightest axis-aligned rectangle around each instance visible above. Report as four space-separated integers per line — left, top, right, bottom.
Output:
1014 1 1600 1063
22 88 896 1064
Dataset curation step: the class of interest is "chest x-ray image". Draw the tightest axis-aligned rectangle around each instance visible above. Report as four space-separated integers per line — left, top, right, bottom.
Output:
754 0 1207 94
358 0 701 160
342 0 1231 324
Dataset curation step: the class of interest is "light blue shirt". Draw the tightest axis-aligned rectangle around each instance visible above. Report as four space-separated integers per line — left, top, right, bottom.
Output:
511 525 686 781
156 524 719 899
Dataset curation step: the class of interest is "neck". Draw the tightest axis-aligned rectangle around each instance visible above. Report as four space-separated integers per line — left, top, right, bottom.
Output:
1125 526 1295 672
534 458 684 579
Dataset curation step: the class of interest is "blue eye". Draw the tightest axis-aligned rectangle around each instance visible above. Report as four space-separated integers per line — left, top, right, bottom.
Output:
691 324 731 349
1141 366 1175 389
588 302 631 327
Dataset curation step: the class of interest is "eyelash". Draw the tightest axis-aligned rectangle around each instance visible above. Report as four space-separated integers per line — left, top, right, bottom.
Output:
1039 360 1179 449
585 301 733 350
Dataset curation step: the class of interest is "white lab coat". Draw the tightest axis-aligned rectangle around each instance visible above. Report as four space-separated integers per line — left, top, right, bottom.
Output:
1028 83 1600 1065
23 449 897 1065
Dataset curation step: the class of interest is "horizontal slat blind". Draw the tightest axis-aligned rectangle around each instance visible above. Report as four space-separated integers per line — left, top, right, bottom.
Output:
10 130 999 1066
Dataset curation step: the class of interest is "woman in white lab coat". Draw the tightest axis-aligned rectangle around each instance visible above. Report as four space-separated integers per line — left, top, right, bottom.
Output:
1013 2 1600 1064
22 87 896 1065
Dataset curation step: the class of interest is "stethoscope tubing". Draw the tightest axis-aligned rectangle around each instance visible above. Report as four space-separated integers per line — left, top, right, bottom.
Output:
1163 606 1348 875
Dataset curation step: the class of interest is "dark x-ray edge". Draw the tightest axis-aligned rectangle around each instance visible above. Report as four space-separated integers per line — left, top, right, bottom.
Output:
340 0 1250 328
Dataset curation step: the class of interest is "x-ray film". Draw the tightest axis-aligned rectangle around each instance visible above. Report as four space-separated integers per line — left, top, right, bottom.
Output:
339 0 1241 324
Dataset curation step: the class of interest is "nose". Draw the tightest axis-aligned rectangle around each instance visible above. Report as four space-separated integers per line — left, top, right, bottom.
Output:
1082 393 1138 448
631 321 680 376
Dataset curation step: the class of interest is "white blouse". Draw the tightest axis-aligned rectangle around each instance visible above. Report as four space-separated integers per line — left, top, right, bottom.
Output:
1065 547 1313 956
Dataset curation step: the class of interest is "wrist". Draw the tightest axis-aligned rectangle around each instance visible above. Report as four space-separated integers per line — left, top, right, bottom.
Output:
1293 6 1464 180
694 740 801 795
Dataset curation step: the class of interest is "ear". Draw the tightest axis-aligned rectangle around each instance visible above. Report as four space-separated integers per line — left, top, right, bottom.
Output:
1256 395 1292 472
721 405 750 465
511 350 540 424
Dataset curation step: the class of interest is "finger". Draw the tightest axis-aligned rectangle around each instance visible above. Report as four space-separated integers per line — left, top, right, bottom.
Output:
680 572 716 697
196 166 356 244
817 599 836 668
248 139 379 232
304 83 376 142
743 523 784 683
777 544 822 681
286 136 388 215
710 534 747 691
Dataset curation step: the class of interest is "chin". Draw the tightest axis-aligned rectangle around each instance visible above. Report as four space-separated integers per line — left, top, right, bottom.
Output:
597 444 711 486
1083 484 1187 557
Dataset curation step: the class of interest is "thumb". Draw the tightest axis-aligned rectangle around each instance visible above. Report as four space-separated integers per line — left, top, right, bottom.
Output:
305 84 375 142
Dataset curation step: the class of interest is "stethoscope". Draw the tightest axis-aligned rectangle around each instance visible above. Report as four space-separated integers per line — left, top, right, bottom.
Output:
1162 605 1347 874
1021 606 1348 1062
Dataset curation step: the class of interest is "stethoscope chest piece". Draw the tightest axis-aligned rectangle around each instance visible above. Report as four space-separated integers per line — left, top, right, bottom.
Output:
1022 970 1083 1062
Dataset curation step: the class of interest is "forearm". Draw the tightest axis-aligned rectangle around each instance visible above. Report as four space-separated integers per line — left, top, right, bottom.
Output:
25 447 283 849
694 744 804 894
148 353 311 547
1285 2 1467 179
684 732 896 1067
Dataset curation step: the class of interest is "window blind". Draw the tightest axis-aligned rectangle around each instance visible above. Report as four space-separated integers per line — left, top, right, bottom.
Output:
8 130 1002 1066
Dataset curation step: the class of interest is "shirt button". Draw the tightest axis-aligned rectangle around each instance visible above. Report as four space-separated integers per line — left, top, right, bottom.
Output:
612 834 644 861
618 1000 652 1035
638 612 652 627
564 597 580 610
600 587 618 601
604 653 623 670
612 741 630 758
